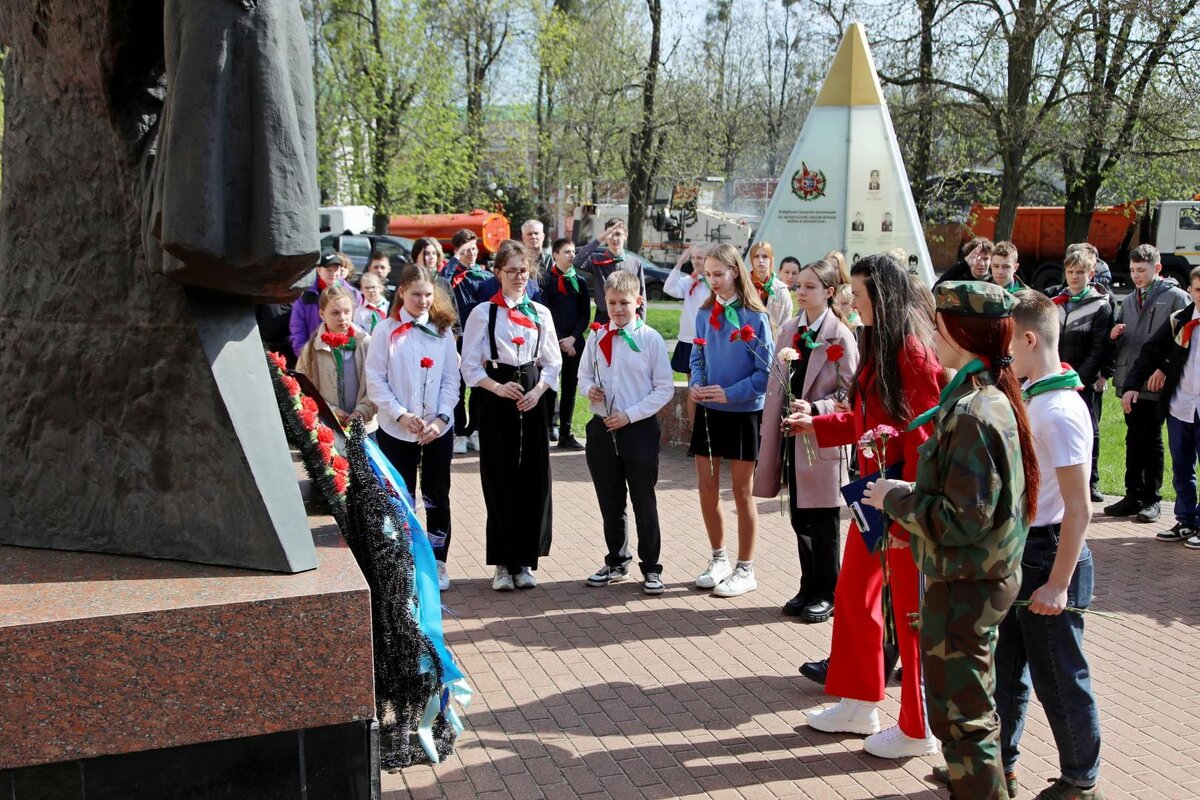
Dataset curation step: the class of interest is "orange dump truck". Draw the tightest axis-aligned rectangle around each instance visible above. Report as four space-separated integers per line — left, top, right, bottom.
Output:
387 210 511 256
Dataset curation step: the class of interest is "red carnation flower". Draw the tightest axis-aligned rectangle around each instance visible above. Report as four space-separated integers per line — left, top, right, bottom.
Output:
512 336 526 347
280 374 301 397
316 425 335 445
729 330 739 342
826 344 845 362
321 331 350 348
318 441 333 462
301 396 319 415
692 337 707 347
739 324 756 343
267 351 287 370
420 356 435 369
332 472 348 494
299 408 319 430
332 455 349 473
590 322 603 332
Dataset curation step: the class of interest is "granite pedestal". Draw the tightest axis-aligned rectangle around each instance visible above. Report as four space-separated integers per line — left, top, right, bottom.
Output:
0 523 376 798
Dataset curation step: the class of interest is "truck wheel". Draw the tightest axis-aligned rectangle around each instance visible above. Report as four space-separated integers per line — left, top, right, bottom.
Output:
646 282 664 302
1161 256 1191 288
1031 263 1063 294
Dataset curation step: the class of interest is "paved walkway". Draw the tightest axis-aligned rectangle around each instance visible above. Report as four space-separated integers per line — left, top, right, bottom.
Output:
382 447 1200 800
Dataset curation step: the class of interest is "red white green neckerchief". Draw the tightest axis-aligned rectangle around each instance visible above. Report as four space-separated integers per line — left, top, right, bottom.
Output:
709 294 741 331
598 319 644 365
450 260 489 288
321 326 358 404
592 251 625 267
552 264 581 294
362 304 385 331
907 357 987 431
1022 364 1084 402
1052 287 1092 306
752 270 778 303
688 274 709 296
390 312 440 340
316 275 330 292
1176 314 1200 348
791 311 827 358
489 289 539 328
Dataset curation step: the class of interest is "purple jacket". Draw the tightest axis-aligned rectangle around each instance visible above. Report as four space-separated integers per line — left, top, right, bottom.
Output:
288 278 363 355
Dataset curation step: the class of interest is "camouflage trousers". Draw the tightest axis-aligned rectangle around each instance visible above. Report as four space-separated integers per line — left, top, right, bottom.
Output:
921 573 1020 800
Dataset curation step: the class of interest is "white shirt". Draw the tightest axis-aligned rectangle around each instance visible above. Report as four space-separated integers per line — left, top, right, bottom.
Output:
1170 307 1200 423
664 266 710 342
1025 377 1094 527
762 278 794 337
577 319 675 423
355 300 388 333
365 311 460 442
460 294 562 388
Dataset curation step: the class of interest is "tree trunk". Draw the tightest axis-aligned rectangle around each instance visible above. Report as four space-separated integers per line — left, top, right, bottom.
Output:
625 0 662 254
908 0 937 215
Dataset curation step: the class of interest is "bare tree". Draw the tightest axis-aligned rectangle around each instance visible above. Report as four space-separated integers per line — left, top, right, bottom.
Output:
625 0 666 252
754 0 809 178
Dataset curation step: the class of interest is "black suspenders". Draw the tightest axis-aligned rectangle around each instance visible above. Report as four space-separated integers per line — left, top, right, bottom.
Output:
487 301 542 366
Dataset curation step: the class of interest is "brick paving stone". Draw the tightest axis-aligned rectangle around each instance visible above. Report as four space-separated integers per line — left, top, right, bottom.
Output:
379 448 1200 800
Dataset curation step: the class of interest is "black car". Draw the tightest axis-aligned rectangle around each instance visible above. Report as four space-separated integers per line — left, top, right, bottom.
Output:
320 233 414 273
643 261 671 301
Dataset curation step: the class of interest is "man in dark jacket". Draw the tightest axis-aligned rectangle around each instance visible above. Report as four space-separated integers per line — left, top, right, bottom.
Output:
540 238 591 449
1048 249 1115 501
934 237 993 286
574 218 647 324
1122 265 1200 545
1109 245 1191 522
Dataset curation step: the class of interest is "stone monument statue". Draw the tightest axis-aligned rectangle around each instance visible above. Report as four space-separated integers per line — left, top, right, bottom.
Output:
0 0 324 572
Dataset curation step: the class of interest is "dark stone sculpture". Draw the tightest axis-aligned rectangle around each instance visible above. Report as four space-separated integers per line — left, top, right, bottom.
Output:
0 1 323 572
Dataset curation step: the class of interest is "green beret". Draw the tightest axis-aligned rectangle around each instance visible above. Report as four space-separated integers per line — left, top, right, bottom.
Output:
935 280 1015 318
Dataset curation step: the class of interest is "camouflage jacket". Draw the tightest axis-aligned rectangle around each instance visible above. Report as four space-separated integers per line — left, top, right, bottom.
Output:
883 372 1029 581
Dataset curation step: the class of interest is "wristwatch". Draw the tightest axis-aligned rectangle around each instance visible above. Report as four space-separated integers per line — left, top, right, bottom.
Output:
435 414 451 425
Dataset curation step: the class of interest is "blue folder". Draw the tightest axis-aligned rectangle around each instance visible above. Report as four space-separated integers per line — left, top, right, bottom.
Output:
840 461 906 552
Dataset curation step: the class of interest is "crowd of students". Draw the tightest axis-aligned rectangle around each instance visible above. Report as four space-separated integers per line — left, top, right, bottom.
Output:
269 222 1200 799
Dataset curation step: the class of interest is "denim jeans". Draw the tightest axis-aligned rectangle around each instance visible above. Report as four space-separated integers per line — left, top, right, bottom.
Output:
995 533 1101 786
1166 412 1200 527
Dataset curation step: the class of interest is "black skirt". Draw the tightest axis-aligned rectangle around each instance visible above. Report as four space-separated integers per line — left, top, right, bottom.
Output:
670 341 693 374
688 406 762 462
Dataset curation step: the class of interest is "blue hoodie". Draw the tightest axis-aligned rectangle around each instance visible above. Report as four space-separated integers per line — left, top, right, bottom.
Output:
689 299 772 413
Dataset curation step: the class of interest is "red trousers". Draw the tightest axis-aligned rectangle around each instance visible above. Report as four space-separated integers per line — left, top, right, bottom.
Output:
825 522 927 739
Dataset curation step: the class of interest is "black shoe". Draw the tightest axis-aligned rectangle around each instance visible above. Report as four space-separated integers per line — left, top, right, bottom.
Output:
549 427 560 442
557 435 585 451
1103 496 1141 517
798 658 829 685
1090 488 1105 503
782 592 810 617
799 598 834 623
1135 502 1161 523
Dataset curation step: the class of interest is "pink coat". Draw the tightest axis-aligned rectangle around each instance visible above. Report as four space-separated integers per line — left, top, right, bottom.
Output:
753 312 859 508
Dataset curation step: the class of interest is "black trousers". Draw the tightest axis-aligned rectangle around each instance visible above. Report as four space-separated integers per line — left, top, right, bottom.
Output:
786 466 841 601
1124 397 1164 503
478 363 553 572
1079 386 1103 492
585 415 662 574
376 426 455 560
549 348 583 438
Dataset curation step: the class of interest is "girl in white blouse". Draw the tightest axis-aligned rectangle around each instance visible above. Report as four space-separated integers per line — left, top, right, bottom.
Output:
365 263 460 589
460 240 562 591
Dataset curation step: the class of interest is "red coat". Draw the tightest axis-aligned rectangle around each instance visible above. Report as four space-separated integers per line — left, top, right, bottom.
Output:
812 336 944 535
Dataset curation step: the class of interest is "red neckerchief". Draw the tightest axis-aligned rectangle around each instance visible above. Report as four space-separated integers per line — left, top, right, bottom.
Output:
551 265 574 294
592 251 625 267
316 275 329 292
709 299 725 330
490 290 537 329
364 303 384 316
689 275 707 296
1182 319 1200 347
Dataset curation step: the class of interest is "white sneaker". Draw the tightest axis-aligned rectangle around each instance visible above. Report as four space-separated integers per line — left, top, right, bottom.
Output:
805 698 881 735
453 436 468 455
467 432 481 452
491 566 514 591
863 724 940 758
513 567 538 589
713 565 757 597
695 557 733 589
436 560 450 591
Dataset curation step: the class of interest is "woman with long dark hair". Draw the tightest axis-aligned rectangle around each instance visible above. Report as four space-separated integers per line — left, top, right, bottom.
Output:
864 281 1036 800
786 254 943 759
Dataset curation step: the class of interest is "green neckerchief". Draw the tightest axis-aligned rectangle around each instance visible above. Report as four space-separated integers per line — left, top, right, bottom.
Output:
712 293 741 330
1022 367 1083 402
1005 280 1021 294
1067 286 1092 303
515 297 540 324
556 264 581 292
756 271 777 301
907 357 988 431
796 312 826 350
325 331 358 407
615 318 643 352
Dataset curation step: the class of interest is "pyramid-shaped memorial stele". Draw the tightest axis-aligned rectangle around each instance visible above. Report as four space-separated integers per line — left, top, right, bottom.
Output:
752 23 934 286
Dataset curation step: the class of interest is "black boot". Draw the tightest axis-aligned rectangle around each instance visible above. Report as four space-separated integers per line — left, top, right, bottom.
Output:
883 641 901 684
798 658 829 685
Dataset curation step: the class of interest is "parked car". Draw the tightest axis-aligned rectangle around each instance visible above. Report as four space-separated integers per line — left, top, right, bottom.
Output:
320 233 413 272
644 262 671 301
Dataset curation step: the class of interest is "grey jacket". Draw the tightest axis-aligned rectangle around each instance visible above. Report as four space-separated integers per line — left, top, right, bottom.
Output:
1115 277 1190 399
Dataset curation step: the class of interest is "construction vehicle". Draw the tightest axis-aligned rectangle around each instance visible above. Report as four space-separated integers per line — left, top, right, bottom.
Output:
964 199 1200 290
318 206 511 258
